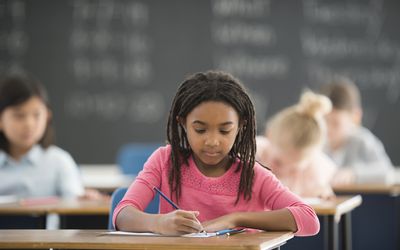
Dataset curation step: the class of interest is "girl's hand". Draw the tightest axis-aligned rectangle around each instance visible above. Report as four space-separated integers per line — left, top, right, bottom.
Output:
202 213 237 232
318 187 336 200
154 210 203 235
331 169 356 186
79 188 110 201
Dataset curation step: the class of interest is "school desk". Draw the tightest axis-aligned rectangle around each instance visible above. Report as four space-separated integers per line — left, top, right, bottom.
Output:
0 229 293 250
80 164 133 193
0 199 109 229
333 183 400 250
310 195 362 250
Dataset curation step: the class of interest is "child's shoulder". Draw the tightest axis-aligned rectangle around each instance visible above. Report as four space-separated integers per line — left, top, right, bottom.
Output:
143 144 172 168
251 161 283 191
253 161 275 179
39 145 75 164
42 145 70 156
349 126 383 145
148 144 171 160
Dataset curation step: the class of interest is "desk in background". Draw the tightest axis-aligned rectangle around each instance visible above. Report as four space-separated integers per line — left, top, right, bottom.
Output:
0 199 110 229
0 194 362 249
334 182 400 250
312 195 362 250
80 164 133 193
0 230 293 250
287 195 362 250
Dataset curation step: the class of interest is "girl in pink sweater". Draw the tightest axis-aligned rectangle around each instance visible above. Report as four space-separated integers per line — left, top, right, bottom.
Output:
114 71 319 236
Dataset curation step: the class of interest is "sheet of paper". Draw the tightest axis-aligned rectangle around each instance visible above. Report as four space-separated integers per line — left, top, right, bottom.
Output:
106 231 217 238
302 197 323 205
107 231 164 237
0 195 18 204
182 232 217 238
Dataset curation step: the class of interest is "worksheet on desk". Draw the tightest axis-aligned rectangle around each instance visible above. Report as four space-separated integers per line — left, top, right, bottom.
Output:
0 195 17 204
106 231 218 238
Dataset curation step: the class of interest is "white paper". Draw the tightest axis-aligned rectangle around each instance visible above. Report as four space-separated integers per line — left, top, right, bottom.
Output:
182 232 217 238
106 231 216 238
302 197 322 205
0 195 18 204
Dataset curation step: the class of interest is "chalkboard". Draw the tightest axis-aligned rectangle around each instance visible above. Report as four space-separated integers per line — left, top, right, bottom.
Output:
1 0 399 165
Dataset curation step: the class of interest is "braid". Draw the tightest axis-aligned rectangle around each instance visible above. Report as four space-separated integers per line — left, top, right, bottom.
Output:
166 71 257 202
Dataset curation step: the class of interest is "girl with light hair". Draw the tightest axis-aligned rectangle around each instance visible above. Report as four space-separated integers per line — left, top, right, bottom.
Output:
256 91 337 199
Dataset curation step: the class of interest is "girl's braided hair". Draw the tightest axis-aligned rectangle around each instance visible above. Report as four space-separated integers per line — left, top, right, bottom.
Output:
166 71 256 203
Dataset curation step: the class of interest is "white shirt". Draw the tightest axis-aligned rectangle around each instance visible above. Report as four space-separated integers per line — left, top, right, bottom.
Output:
325 126 393 183
0 145 84 199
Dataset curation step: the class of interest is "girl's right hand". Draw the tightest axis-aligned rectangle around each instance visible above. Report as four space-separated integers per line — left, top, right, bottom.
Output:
154 210 203 235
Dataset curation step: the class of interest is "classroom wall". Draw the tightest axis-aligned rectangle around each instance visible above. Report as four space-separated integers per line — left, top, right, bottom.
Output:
1 0 399 164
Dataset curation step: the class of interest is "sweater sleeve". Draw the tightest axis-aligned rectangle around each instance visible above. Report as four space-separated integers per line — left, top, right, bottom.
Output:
256 165 320 236
112 146 168 228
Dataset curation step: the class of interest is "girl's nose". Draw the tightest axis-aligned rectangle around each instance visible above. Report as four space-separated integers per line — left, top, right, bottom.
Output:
24 116 37 130
205 135 219 147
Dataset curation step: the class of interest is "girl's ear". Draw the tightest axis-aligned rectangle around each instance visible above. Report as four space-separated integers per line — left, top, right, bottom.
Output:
352 107 362 126
47 109 53 123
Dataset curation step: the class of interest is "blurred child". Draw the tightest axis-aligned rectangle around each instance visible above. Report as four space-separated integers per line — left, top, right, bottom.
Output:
0 75 104 200
256 91 336 199
321 77 393 185
114 71 319 236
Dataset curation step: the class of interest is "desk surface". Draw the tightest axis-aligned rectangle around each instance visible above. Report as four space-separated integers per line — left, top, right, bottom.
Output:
0 195 361 217
333 168 400 195
0 199 109 215
0 230 293 250
334 184 400 195
310 195 362 221
80 164 133 193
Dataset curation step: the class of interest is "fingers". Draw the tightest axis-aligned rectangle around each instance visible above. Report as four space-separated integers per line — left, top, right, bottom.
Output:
175 210 204 232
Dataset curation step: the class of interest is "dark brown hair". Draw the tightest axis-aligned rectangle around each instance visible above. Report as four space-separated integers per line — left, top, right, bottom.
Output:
166 71 256 203
0 75 54 152
320 77 361 112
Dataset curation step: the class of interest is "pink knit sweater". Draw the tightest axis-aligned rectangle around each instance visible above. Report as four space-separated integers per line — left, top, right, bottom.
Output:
113 145 319 236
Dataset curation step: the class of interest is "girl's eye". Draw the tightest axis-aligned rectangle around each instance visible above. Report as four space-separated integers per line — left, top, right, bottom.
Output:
195 129 206 134
220 130 230 135
13 113 25 119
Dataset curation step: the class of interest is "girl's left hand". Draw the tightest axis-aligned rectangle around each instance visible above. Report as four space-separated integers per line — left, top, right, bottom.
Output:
202 213 237 232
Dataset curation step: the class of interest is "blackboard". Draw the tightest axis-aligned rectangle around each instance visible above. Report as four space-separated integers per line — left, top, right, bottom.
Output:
1 0 399 165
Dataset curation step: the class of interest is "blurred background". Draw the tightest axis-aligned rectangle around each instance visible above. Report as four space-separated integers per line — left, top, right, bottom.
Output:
0 0 399 166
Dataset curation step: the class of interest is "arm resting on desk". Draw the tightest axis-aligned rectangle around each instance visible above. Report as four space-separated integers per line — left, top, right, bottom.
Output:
202 208 298 233
116 205 203 236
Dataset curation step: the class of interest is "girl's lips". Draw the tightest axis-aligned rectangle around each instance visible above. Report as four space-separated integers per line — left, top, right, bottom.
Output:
204 151 219 157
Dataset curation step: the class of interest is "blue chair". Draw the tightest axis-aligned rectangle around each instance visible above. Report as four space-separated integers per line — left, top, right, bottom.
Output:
108 187 159 230
116 143 161 175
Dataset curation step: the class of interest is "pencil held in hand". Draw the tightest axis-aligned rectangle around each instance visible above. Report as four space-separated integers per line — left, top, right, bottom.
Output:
153 186 204 232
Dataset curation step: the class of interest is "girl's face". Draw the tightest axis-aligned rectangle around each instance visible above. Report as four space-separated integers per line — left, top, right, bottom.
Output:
267 132 315 173
183 101 240 174
268 143 311 172
0 96 49 151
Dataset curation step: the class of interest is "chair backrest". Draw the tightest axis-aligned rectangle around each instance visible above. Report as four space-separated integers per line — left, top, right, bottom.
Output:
108 187 160 230
116 143 161 175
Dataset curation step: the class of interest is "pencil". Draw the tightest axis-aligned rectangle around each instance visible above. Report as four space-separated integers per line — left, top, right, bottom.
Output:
153 186 179 209
153 186 205 233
